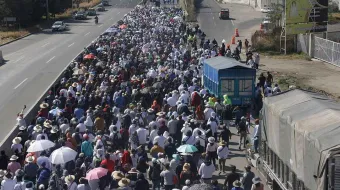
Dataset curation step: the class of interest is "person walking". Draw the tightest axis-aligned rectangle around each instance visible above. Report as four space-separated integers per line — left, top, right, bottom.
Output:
251 177 264 190
238 117 248 150
206 137 218 167
241 165 255 190
160 163 178 190
149 159 162 190
198 158 215 184
231 180 244 190
217 141 229 174
244 39 249 53
224 165 240 190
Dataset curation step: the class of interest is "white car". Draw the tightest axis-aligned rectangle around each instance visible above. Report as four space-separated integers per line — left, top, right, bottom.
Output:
52 21 66 32
261 5 273 13
262 16 271 24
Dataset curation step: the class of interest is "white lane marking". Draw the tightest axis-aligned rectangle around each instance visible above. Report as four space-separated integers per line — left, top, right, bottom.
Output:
42 42 50 47
14 78 28 89
109 17 114 20
98 24 103 27
68 43 75 47
231 20 234 26
46 56 55 63
84 32 90 36
14 56 25 63
117 12 120 15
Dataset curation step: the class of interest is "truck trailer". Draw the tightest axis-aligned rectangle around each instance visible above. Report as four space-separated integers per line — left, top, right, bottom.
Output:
258 89 340 190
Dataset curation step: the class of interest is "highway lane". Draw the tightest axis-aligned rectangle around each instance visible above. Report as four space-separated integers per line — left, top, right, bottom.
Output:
0 0 140 145
197 0 235 45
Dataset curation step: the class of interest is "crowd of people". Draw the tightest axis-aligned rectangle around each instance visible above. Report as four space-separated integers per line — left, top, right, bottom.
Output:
0 4 267 190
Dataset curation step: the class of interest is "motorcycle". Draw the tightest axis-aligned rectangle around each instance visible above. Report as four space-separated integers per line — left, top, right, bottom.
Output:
231 52 240 61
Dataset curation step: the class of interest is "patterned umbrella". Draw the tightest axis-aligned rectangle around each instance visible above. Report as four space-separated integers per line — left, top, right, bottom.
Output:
176 144 198 153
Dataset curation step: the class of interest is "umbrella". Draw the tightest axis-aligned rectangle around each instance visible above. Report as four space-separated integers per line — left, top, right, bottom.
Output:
86 167 108 180
105 27 119 33
73 69 85 76
49 146 77 164
27 140 55 153
173 16 182 21
49 107 63 116
96 47 104 52
176 144 198 153
84 54 95 59
119 24 127 29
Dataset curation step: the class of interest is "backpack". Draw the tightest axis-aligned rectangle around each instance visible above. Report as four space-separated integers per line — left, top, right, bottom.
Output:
239 121 247 132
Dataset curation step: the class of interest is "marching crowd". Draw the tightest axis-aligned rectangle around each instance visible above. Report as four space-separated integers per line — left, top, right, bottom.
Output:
1 4 266 190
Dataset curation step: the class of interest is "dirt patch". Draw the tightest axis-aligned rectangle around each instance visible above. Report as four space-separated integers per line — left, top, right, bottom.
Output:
257 57 340 100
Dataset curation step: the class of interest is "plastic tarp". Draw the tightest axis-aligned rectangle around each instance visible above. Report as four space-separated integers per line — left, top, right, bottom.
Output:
261 89 340 190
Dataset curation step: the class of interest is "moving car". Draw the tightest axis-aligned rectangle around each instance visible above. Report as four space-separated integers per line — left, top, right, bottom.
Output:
261 5 273 13
219 8 229 20
87 8 97 16
74 11 87 20
102 0 109 6
52 21 66 32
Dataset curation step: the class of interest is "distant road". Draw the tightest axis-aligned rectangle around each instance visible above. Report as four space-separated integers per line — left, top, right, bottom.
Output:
0 0 139 144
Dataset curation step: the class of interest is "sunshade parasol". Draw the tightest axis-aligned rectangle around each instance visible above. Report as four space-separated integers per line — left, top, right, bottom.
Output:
96 47 104 52
49 146 77 164
86 167 108 180
27 140 55 153
73 69 85 76
84 54 95 59
176 144 198 153
105 27 119 33
48 107 63 116
119 24 127 29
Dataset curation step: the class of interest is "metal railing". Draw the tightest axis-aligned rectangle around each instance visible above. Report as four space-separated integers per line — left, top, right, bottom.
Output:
314 36 340 68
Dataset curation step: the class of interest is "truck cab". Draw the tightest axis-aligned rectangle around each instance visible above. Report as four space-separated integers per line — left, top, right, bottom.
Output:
219 8 229 20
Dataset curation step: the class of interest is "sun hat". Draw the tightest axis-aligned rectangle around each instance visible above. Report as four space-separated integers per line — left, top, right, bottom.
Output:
156 111 166 116
233 180 242 187
19 125 27 131
43 121 52 128
51 127 59 134
33 125 42 132
252 177 262 184
65 175 75 184
245 165 252 170
112 171 124 180
25 156 35 163
10 155 19 161
219 141 226 146
118 178 130 187
40 103 49 109
183 163 191 171
208 137 215 143
128 168 138 173
0 170 7 177
12 137 22 144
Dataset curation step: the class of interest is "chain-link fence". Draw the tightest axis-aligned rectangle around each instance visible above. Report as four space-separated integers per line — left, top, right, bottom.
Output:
314 36 340 67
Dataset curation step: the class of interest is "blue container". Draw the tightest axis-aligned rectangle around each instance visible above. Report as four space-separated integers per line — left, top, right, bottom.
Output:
203 56 256 106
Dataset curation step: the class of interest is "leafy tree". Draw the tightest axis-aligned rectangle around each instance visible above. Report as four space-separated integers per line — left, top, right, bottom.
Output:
267 3 284 28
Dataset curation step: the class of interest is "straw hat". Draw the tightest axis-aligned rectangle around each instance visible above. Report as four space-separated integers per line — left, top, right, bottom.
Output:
65 175 75 184
10 155 19 161
147 108 154 113
118 178 130 187
51 127 59 134
219 141 226 146
156 112 166 116
12 137 22 144
33 125 42 132
252 177 262 184
0 170 7 177
72 82 78 87
112 171 124 180
43 121 52 128
128 168 138 173
208 137 215 143
19 126 27 131
233 180 242 187
40 103 49 109
183 163 191 171
25 156 35 163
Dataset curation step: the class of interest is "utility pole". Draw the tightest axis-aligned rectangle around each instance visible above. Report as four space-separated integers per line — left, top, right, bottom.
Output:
46 0 49 20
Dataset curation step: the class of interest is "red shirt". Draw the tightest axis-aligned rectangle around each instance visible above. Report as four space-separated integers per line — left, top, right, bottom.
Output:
101 159 115 173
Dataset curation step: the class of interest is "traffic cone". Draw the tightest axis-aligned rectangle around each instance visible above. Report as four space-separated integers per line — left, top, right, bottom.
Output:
231 36 235 44
235 28 239 37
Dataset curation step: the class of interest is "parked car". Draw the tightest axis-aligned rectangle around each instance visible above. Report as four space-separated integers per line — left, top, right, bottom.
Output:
87 8 97 16
97 5 105 12
261 5 273 13
102 0 109 6
52 21 67 31
219 8 229 19
74 11 87 20
262 16 271 24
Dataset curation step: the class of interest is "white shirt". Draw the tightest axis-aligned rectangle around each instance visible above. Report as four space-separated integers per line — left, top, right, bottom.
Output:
149 129 158 143
200 89 207 95
137 128 148 144
67 182 77 190
253 124 260 138
60 124 70 134
207 120 218 135
195 135 206 147
36 133 48 141
129 124 138 136
181 126 192 138
204 108 214 120
76 123 86 133
182 135 196 145
206 142 218 152
167 97 177 107
193 128 205 137
11 144 23 153
217 145 229 159
1 179 16 190
154 135 166 149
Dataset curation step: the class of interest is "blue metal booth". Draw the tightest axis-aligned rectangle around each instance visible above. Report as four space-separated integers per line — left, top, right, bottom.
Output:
203 56 256 106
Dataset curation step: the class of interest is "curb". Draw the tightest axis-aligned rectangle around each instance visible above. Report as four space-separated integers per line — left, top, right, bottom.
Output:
0 33 33 47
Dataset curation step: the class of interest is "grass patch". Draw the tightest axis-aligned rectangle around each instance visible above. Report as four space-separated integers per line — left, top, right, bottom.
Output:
259 51 312 61
0 30 30 45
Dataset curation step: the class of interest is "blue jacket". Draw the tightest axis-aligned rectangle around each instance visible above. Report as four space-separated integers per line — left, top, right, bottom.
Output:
81 141 93 157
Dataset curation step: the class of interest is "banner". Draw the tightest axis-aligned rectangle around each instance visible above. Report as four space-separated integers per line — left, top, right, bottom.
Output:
285 0 328 34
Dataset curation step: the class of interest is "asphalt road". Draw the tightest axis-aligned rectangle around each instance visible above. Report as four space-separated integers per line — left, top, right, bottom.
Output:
0 0 140 145
197 0 235 45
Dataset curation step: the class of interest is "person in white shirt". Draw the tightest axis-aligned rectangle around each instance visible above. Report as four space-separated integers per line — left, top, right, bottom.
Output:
1 173 16 190
217 141 229 174
167 94 177 108
204 105 214 120
198 159 215 183
153 130 166 149
76 121 86 133
11 137 23 154
207 117 218 138
59 122 70 134
206 137 218 167
137 126 148 145
129 122 138 137
182 131 196 145
253 119 260 153
195 130 206 147
179 91 189 105
149 125 158 146
181 122 192 139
